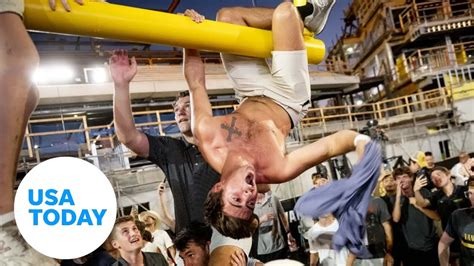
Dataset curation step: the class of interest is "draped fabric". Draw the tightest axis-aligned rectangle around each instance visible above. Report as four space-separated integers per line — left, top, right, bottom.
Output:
295 141 381 258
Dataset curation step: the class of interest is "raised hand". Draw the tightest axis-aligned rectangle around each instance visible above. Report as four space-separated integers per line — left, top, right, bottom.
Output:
230 249 246 266
129 206 138 220
413 177 428 192
158 181 166 196
109 50 137 87
395 179 402 197
49 0 84 12
182 9 206 23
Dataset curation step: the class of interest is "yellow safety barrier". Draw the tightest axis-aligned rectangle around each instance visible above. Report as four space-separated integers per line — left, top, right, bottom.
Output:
293 0 307 7
24 0 325 64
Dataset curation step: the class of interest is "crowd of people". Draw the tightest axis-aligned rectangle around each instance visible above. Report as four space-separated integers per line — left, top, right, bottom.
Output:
60 150 474 266
305 151 474 266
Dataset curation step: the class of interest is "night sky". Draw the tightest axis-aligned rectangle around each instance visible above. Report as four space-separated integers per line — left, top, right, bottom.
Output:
107 0 352 51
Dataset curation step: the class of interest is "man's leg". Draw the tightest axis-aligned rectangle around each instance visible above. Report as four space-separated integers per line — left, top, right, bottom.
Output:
0 12 54 264
219 3 305 56
271 2 305 51
217 1 336 35
0 12 39 217
216 6 273 29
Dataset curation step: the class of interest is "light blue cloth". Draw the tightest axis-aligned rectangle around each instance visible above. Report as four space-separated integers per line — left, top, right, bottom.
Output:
295 141 381 258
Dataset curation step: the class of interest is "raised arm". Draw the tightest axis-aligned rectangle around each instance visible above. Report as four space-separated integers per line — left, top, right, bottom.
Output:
414 203 440 221
182 10 214 145
271 130 367 183
183 48 213 141
110 50 150 157
157 182 176 232
413 177 430 207
392 180 402 223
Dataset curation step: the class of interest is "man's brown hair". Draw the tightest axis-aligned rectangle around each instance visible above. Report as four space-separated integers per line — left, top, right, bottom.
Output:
431 166 450 175
393 166 413 179
110 215 135 240
204 190 259 239
172 91 190 108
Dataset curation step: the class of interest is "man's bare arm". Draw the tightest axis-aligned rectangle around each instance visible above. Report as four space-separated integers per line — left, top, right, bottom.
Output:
392 181 402 223
438 232 454 266
110 50 150 157
182 48 228 172
157 182 176 232
271 130 363 183
417 205 441 221
413 177 430 207
382 221 394 265
183 48 214 143
310 253 319 266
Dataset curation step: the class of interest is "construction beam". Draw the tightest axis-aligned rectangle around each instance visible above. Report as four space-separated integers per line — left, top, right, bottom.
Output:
24 0 325 64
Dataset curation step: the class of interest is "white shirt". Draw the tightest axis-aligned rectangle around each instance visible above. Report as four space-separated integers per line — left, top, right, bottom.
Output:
452 163 468 186
210 227 252 255
306 219 349 266
151 229 174 263
142 241 160 253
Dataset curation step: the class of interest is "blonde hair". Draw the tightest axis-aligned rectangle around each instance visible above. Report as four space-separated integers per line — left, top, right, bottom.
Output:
138 211 161 230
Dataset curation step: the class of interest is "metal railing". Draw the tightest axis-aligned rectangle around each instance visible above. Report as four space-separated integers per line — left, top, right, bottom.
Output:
299 87 450 137
22 87 455 162
399 0 474 33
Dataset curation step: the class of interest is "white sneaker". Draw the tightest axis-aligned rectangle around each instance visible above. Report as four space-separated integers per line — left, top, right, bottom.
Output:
0 222 57 266
304 0 336 34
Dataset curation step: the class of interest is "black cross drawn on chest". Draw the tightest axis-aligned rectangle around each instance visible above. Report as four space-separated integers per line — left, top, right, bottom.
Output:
221 117 242 142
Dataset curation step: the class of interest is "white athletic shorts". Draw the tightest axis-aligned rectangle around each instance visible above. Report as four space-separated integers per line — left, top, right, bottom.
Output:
0 0 24 18
221 50 311 127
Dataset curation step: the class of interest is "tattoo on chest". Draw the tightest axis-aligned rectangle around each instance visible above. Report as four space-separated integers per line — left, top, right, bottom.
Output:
220 117 242 142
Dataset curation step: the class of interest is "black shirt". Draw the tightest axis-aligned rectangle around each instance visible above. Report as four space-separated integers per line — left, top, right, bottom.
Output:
113 252 168 266
398 192 439 251
146 134 220 234
427 185 470 229
445 208 474 266
364 197 391 258
60 247 116 266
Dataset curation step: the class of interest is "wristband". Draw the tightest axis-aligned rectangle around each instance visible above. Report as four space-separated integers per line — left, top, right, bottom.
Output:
354 134 371 147
0 212 15 226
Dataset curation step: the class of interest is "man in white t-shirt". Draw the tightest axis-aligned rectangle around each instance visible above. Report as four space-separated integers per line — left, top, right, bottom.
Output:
140 211 176 265
452 152 474 186
306 214 349 266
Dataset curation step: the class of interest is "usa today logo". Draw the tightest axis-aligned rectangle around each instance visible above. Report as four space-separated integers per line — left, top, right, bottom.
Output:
14 157 117 259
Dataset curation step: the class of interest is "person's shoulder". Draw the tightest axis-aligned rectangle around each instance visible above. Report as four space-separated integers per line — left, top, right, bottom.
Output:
451 207 472 219
455 185 468 192
143 251 168 265
148 133 189 147
110 258 124 266
153 229 169 237
209 245 245 266
373 196 389 207
371 196 384 203
146 132 183 142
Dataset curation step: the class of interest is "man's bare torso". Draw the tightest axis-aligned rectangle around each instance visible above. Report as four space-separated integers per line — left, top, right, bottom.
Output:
198 97 292 182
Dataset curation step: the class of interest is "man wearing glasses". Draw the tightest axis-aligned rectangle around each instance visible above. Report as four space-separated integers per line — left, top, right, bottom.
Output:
438 177 474 266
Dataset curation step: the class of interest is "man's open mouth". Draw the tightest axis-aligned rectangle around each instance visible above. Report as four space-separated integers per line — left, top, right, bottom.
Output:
245 173 254 185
